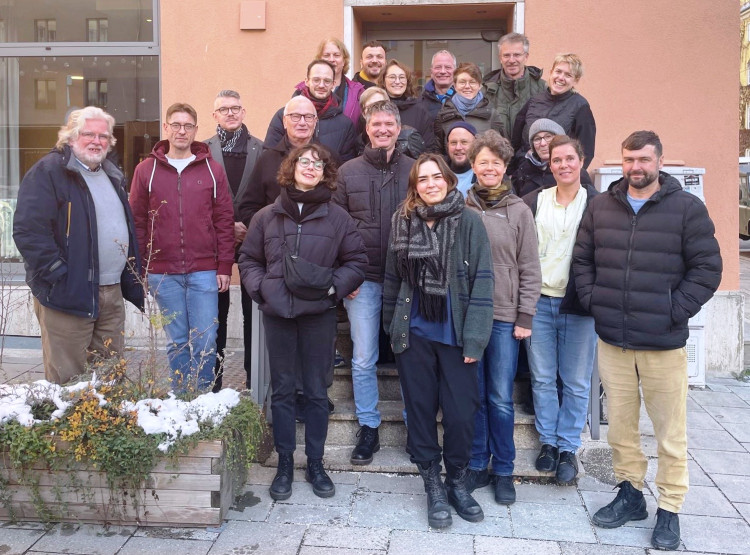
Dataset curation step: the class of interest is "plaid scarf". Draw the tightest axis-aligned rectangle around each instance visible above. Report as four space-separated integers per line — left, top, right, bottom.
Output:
392 188 464 321
216 123 248 155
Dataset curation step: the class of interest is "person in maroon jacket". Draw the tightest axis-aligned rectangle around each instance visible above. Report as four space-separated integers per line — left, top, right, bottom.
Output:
130 102 235 393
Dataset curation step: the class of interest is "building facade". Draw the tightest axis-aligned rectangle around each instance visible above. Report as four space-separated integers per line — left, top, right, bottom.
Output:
0 0 742 375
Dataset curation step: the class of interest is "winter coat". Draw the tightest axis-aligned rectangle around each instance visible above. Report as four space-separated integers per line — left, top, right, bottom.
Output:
205 131 263 220
382 207 494 360
129 140 235 276
391 96 435 152
465 187 541 328
523 183 598 316
420 80 455 121
433 96 503 154
512 89 596 169
236 136 295 226
294 77 365 128
483 66 546 142
333 147 414 282
511 150 592 198
572 173 722 350
238 194 367 319
13 146 144 318
263 97 357 163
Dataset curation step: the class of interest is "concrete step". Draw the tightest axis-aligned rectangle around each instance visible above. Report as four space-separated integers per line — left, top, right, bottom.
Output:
263 446 580 479
297 399 541 450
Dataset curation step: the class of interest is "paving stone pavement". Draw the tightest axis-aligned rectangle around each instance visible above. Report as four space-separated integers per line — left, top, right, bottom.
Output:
2 348 750 554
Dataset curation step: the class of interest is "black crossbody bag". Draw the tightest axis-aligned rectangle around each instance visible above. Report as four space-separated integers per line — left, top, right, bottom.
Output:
277 216 333 301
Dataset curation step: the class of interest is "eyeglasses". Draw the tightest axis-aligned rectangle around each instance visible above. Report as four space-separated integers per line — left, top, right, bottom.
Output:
286 113 317 123
385 74 407 83
79 131 111 142
456 79 480 88
532 133 556 145
215 106 242 115
297 157 325 171
310 77 334 86
167 122 196 132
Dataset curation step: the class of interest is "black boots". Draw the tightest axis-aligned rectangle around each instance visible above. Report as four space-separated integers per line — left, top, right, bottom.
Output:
417 461 452 529
652 508 680 550
269 452 294 500
305 458 335 498
445 465 484 523
350 425 380 465
493 475 516 505
535 444 559 472
592 480 648 528
463 468 490 493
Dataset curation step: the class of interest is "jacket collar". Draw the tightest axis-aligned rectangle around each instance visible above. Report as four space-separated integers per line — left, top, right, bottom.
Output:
363 145 400 169
609 172 682 203
59 145 124 186
150 139 210 164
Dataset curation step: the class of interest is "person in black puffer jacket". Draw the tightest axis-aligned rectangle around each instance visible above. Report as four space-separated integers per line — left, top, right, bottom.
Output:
377 59 435 152
434 62 503 154
239 143 366 503
512 53 595 170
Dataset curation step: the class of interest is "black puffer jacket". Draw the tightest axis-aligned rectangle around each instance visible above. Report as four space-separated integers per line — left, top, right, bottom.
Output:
333 147 414 282
239 192 367 319
13 146 144 318
391 96 435 152
512 89 596 169
263 100 357 163
572 173 722 350
523 183 598 316
433 96 503 153
236 137 294 226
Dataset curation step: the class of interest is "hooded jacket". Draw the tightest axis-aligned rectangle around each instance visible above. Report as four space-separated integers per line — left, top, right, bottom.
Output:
512 89 596 169
333 147 414 282
433 96 503 153
465 185 541 328
262 93 357 163
13 146 144 318
239 193 367 319
573 173 722 350
391 96 435 152
129 140 235 276
483 66 546 141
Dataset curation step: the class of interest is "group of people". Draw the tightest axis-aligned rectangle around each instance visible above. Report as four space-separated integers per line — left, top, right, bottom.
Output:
13 31 722 552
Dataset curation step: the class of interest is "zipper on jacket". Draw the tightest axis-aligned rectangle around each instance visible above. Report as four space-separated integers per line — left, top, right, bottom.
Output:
85 193 96 317
66 201 72 248
622 214 638 349
370 179 376 222
177 173 186 272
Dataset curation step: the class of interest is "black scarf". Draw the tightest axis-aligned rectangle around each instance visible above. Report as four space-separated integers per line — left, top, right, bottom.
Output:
216 124 249 157
280 185 332 223
391 188 464 321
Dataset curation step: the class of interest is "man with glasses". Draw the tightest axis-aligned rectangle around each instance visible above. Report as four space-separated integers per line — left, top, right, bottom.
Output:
333 100 414 465
129 102 234 393
263 60 357 163
14 106 144 385
205 90 263 391
483 33 546 140
421 50 457 120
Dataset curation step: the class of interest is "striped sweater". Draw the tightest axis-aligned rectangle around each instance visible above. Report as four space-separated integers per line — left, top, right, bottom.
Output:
382 207 495 360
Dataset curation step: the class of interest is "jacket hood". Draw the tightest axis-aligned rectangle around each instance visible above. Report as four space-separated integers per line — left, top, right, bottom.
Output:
391 96 419 109
525 148 547 168
150 139 210 163
363 145 401 170
483 65 544 84
608 171 682 200
58 144 125 184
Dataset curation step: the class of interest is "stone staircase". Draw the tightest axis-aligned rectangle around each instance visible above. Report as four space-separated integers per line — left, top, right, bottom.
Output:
263 362 559 479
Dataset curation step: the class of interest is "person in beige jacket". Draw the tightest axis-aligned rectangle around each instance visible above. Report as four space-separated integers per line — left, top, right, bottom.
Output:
463 130 542 505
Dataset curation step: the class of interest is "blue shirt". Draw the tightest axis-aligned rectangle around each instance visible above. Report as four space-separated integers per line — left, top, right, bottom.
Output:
627 193 648 214
410 286 457 346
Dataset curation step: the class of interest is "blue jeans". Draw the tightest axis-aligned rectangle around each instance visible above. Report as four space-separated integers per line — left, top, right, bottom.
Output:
470 320 519 476
525 296 596 453
149 271 219 393
343 280 382 427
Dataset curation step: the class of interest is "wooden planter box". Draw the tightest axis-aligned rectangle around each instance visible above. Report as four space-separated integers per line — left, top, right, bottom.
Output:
0 439 243 527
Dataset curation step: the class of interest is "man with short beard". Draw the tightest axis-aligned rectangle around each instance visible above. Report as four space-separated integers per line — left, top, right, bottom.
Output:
445 121 477 197
13 106 144 384
353 41 387 89
573 130 722 552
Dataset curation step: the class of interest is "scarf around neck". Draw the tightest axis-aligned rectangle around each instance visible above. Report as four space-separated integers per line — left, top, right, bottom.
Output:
472 180 512 209
280 184 332 223
451 91 484 117
300 87 338 116
391 188 465 321
217 123 249 156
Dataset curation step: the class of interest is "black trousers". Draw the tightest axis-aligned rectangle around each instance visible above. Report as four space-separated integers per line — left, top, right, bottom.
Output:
264 309 336 459
215 282 253 389
396 333 479 472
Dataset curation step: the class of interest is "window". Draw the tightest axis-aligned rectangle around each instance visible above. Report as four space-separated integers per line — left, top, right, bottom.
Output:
86 79 108 107
35 19 56 42
87 19 109 42
34 79 57 109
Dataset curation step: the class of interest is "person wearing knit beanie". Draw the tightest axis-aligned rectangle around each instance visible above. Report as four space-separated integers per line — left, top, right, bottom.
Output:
528 118 565 154
446 122 478 197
